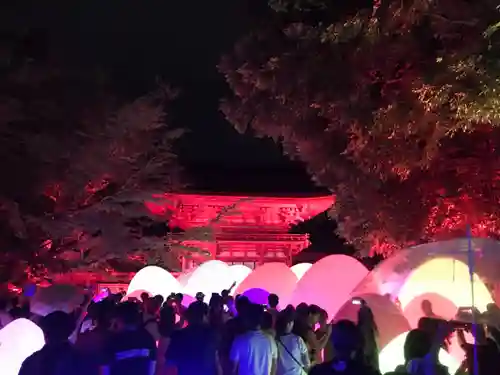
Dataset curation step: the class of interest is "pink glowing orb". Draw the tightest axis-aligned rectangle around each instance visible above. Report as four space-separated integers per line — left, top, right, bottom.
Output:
290 263 312 280
228 264 252 292
184 260 233 302
334 293 411 349
398 258 493 312
235 262 298 306
0 318 45 375
127 266 181 301
288 255 368 319
379 331 459 374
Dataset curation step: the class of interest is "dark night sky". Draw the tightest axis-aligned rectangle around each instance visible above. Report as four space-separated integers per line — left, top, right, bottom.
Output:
2 0 354 257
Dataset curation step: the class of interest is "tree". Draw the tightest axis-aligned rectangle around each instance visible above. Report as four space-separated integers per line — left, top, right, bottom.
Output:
219 0 500 255
0 31 191 283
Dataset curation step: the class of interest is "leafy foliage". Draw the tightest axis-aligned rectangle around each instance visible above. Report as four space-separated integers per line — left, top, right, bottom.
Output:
0 33 190 282
220 0 500 255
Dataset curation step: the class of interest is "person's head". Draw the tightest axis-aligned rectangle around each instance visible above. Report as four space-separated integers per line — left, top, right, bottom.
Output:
318 308 328 326
140 292 150 303
307 304 322 327
235 295 250 316
148 295 164 314
195 292 205 302
39 311 75 344
421 299 433 316
175 293 183 304
209 293 223 312
404 329 432 363
244 303 264 330
276 309 295 336
159 304 176 337
114 301 142 330
330 320 363 360
295 303 309 320
261 311 274 332
92 299 115 329
186 301 209 325
268 293 279 309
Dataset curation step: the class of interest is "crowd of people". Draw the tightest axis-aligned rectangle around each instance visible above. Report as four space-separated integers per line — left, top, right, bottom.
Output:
1 288 500 375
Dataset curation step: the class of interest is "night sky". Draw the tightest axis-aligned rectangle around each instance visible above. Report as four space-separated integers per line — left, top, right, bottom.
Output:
2 1 354 258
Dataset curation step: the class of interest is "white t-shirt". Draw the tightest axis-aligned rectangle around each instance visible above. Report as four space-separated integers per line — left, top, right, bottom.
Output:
230 330 278 375
276 334 309 375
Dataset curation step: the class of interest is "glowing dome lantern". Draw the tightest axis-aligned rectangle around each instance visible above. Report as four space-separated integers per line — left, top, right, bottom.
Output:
183 260 233 301
334 293 411 349
127 266 181 300
227 264 252 292
290 263 312 281
0 318 45 375
289 255 368 319
398 258 493 312
235 263 298 306
379 331 460 375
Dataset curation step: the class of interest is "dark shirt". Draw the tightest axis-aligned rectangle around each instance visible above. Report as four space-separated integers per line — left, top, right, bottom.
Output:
19 342 84 375
166 324 220 375
75 327 111 375
463 341 499 375
310 359 381 375
102 328 157 375
221 316 246 357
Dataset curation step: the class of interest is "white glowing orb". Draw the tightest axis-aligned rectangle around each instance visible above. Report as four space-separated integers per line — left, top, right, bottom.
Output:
183 260 233 301
227 264 252 292
290 263 312 280
0 318 45 375
127 266 181 300
235 263 298 306
177 271 194 288
289 255 368 319
379 331 459 374
398 258 493 312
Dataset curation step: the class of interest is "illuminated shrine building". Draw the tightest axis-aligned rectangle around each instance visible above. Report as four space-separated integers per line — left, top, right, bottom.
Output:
164 193 334 272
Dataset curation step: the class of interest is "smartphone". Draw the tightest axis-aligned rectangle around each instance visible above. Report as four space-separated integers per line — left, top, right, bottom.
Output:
223 304 229 313
351 297 365 305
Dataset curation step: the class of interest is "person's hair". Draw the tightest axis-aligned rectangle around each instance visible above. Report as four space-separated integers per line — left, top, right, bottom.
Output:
295 303 309 317
261 311 274 331
115 301 142 326
159 304 176 337
235 295 250 315
153 295 164 305
175 293 183 302
308 304 322 316
186 301 208 324
404 329 432 363
268 293 279 308
92 299 114 328
209 293 223 308
330 320 363 358
140 292 150 301
276 309 295 336
39 311 75 342
245 303 264 330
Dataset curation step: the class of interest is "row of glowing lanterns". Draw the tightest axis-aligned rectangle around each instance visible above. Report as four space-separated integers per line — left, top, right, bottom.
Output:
1 251 497 375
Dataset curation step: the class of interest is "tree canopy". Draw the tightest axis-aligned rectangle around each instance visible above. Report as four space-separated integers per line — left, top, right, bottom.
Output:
220 0 500 255
0 30 190 283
